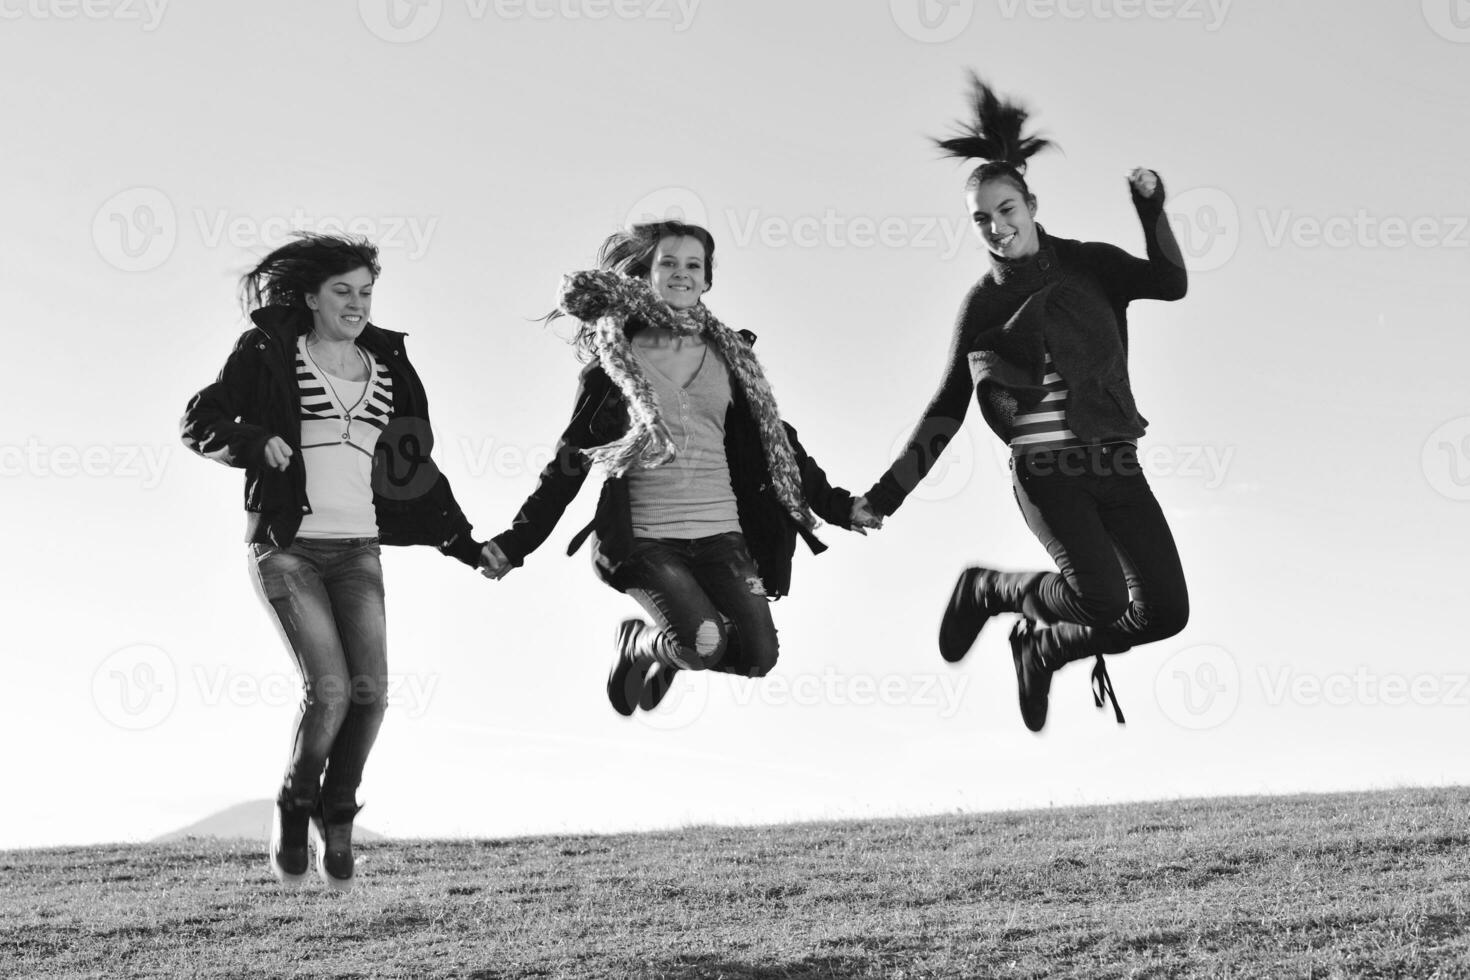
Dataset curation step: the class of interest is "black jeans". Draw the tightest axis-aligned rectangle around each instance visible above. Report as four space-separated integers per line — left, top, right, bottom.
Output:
1010 444 1189 661
612 531 779 677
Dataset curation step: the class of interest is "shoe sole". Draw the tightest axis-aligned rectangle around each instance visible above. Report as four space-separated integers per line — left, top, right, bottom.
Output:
1010 620 1049 734
639 662 678 712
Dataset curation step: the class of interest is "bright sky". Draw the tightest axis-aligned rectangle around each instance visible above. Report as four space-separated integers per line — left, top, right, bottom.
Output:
3 1 1468 849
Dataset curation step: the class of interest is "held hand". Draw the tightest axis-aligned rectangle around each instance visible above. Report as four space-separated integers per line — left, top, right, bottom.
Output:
849 497 884 535
262 436 293 472
479 541 512 580
1129 167 1160 200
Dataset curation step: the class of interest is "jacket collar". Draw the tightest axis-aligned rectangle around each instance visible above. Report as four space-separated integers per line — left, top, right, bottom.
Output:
986 224 1061 290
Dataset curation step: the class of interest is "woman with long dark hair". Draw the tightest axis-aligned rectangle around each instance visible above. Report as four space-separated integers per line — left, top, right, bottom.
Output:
480 220 879 714
181 233 491 888
864 75 1190 732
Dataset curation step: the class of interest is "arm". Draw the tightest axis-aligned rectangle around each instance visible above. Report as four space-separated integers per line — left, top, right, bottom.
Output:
179 334 275 469
489 363 613 568
1082 169 1188 304
861 293 981 518
783 422 855 531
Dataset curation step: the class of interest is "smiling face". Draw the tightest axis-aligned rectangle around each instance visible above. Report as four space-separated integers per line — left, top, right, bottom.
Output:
648 235 709 309
967 178 1039 259
305 265 374 340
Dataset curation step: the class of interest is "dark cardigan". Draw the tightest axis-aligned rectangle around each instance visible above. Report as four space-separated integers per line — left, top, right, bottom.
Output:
490 332 855 598
866 180 1187 517
180 306 484 566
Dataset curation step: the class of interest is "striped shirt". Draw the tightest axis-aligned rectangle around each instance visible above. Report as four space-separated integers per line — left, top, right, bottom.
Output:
1008 351 1086 454
295 334 394 537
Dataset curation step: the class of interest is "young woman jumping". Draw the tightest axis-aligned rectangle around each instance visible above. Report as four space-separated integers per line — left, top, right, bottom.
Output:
863 75 1190 732
480 220 879 714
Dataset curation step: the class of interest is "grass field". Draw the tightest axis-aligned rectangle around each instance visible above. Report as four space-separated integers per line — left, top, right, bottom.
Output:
3 786 1468 979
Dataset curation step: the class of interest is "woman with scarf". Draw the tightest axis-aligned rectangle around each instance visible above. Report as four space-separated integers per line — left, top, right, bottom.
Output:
863 75 1190 732
481 221 880 714
181 233 492 888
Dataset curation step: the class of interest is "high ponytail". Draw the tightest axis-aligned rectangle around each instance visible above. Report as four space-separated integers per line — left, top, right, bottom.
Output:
934 72 1056 198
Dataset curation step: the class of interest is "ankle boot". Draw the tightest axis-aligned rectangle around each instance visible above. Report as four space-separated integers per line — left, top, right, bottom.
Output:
270 793 314 885
311 799 364 892
939 567 1046 663
608 618 657 716
1010 621 1127 731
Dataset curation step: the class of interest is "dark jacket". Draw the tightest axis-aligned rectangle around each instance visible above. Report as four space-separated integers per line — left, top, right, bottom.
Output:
490 333 854 598
180 306 483 566
866 180 1187 516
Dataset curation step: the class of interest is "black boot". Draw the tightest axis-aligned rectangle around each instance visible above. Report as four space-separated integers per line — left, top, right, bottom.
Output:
608 619 658 716
939 567 1046 663
1010 621 1127 732
270 792 314 885
311 799 364 892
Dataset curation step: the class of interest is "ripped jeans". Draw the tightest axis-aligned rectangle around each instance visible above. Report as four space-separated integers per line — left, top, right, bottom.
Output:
248 537 388 809
612 531 779 677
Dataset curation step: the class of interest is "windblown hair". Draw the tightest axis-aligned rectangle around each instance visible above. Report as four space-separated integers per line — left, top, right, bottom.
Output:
238 232 381 318
935 72 1056 199
548 221 716 361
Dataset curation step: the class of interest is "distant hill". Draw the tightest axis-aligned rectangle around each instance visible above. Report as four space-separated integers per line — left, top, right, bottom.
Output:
153 799 384 843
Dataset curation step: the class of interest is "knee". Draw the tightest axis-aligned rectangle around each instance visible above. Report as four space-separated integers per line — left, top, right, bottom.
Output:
1150 599 1190 641
678 618 729 671
348 674 390 717
302 676 352 729
1073 587 1131 628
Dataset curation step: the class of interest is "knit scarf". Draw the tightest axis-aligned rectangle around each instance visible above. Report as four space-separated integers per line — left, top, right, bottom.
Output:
558 269 817 531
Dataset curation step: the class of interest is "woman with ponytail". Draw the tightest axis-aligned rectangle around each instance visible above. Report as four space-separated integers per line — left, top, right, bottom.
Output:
181 233 493 888
863 74 1190 732
480 221 880 715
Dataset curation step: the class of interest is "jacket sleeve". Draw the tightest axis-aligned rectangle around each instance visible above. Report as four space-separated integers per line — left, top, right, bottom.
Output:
861 288 983 518
1082 174 1188 305
785 422 854 530
490 363 611 566
179 333 272 468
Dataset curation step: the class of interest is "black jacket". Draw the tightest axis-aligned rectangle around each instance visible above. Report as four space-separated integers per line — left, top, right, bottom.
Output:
490 337 854 598
866 181 1187 516
180 306 483 566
